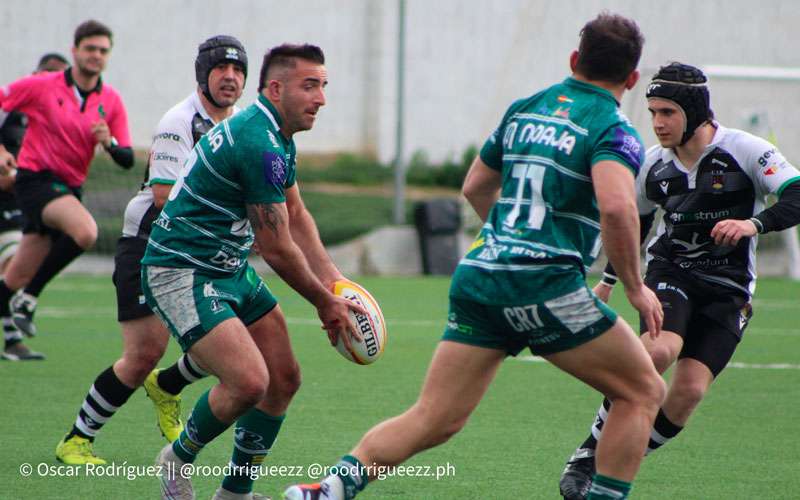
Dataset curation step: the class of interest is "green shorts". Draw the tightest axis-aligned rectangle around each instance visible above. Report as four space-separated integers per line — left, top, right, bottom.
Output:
141 264 277 352
443 285 617 356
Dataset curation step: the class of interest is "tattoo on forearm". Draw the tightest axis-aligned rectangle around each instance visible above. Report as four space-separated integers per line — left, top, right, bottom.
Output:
247 203 283 237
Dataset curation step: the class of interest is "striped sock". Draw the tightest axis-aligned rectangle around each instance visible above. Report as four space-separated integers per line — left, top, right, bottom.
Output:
157 353 208 395
589 398 611 444
646 409 683 454
3 317 23 348
221 409 285 494
587 474 631 499
330 455 368 500
69 366 135 441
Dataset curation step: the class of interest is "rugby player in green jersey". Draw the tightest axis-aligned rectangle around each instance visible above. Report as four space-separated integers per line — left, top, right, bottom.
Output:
141 44 365 500
285 13 664 500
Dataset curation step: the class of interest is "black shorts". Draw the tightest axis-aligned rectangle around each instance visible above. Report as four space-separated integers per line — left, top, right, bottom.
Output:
15 168 82 235
112 236 153 322
641 261 751 377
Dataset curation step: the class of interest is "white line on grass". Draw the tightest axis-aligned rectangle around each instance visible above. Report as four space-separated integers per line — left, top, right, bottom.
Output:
515 356 800 370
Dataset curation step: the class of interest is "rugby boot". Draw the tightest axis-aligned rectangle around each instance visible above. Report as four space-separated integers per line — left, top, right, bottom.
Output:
156 444 195 500
283 483 335 500
143 369 184 442
55 434 106 465
559 447 596 500
2 319 45 360
10 291 37 337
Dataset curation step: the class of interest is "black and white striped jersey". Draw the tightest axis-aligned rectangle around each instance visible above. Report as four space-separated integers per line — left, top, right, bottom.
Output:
637 123 800 296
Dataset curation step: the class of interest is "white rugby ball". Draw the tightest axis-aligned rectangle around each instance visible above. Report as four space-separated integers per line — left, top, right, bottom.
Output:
332 279 387 365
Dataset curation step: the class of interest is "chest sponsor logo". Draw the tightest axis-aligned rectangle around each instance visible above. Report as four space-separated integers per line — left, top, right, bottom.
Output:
155 132 182 142
503 121 576 155
263 152 286 186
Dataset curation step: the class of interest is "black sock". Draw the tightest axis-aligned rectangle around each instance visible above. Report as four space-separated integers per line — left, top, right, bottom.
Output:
25 234 84 297
67 366 136 441
0 280 14 316
646 409 683 454
157 354 208 395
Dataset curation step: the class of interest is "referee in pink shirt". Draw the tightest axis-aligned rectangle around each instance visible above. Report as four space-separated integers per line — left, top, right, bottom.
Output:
0 19 133 345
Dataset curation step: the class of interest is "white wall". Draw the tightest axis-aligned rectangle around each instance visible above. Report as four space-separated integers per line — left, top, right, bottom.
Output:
2 0 799 163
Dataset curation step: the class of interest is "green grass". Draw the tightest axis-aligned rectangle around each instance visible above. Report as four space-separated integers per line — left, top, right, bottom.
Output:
2 274 799 499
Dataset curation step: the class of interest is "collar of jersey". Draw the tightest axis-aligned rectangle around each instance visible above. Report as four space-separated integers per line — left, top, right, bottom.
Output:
563 77 618 105
256 94 284 131
64 68 103 94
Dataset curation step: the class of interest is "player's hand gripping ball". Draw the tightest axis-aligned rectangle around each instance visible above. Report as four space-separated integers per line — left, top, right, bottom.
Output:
332 279 387 365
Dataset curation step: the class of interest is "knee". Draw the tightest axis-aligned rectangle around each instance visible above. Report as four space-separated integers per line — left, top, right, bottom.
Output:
232 374 269 407
640 373 667 412
670 379 708 411
648 346 675 373
72 223 98 250
269 363 301 402
122 347 164 385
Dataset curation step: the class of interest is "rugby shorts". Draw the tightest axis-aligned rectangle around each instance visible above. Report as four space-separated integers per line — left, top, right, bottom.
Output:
15 168 82 235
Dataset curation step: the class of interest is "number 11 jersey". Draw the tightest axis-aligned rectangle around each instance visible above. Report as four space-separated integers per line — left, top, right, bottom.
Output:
452 77 644 305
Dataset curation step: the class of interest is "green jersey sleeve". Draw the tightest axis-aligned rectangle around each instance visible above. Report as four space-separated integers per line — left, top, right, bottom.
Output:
238 141 292 205
591 123 644 176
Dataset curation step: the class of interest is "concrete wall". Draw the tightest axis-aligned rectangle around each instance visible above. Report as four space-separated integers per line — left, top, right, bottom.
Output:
2 0 799 163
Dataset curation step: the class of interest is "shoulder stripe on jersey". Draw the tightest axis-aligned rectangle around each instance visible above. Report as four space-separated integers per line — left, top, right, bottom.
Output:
174 217 251 252
510 113 589 136
222 120 235 145
147 239 229 273
181 183 239 220
255 99 280 130
196 146 242 190
503 154 591 182
460 259 574 272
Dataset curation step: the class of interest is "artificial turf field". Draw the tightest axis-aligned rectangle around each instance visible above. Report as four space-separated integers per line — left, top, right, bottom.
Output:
2 273 798 499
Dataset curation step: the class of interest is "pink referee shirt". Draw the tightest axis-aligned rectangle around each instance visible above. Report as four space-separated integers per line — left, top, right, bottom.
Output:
0 70 131 187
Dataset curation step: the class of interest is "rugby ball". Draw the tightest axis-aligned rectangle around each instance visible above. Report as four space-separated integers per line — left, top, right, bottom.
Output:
332 279 387 365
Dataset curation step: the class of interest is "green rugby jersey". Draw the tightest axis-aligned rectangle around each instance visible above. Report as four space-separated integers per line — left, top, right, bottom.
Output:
142 95 296 275
451 77 644 304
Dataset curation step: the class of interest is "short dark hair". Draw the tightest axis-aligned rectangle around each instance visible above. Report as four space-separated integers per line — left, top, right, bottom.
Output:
36 53 68 72
74 19 113 47
575 12 644 83
258 43 325 91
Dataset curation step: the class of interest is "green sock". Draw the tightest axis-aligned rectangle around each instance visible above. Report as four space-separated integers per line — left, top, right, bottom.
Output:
221 409 285 494
172 390 230 463
587 473 632 499
333 455 368 500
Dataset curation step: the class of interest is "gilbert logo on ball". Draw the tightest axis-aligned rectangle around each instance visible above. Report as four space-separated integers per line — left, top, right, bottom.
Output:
332 279 387 365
